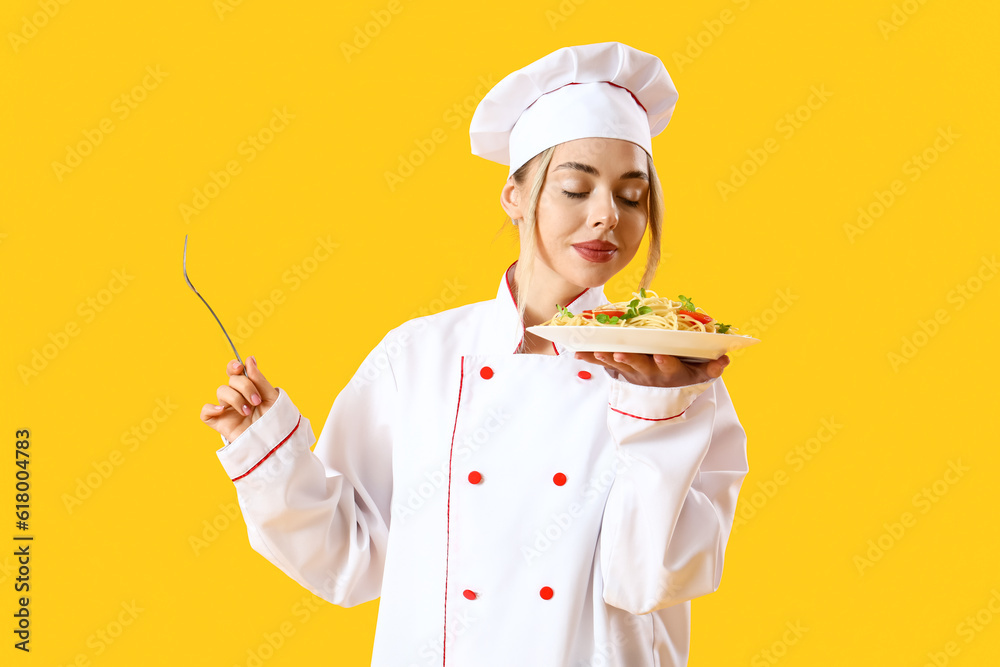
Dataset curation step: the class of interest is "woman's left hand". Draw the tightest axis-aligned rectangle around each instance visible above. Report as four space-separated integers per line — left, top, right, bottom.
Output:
574 352 730 388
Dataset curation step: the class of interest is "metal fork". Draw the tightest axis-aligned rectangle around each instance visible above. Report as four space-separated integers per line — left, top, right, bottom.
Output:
183 234 249 379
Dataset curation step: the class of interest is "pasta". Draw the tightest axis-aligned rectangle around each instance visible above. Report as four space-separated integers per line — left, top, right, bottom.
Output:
540 289 739 335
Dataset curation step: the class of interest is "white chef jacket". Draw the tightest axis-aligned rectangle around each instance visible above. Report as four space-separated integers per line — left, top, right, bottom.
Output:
215 263 749 667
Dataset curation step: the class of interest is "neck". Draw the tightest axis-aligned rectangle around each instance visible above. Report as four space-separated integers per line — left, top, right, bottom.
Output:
510 260 589 328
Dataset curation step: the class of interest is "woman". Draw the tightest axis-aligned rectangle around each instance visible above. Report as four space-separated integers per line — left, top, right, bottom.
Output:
201 42 748 667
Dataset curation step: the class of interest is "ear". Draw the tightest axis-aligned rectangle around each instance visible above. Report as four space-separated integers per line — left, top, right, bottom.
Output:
500 178 524 221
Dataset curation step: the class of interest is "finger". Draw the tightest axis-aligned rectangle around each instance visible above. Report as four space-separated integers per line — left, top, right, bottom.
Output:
610 352 658 375
217 385 253 416
228 373 262 406
651 354 686 373
574 352 621 375
227 359 244 377
200 403 225 423
245 356 278 403
706 354 731 378
652 354 710 385
592 351 640 375
574 351 609 367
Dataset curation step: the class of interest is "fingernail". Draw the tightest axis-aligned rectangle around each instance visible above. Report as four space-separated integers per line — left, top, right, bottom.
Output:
242 404 250 416
251 393 261 405
249 355 256 366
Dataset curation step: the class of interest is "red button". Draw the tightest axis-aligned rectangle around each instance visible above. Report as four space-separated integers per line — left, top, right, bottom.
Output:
578 370 592 380
540 586 554 600
463 589 477 600
480 366 494 379
468 471 483 485
553 473 567 486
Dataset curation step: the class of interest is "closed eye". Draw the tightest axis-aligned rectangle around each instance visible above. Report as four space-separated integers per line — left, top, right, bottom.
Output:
561 190 641 208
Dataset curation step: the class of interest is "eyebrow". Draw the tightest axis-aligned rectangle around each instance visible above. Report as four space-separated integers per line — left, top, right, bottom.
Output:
553 161 648 181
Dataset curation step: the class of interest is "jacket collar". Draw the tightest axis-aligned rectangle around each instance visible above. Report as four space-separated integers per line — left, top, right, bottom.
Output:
491 260 610 355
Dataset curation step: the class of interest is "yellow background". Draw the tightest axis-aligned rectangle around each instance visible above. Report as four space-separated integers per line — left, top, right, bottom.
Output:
3 0 998 664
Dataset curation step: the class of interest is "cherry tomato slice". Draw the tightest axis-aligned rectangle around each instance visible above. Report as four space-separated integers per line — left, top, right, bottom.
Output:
678 309 713 324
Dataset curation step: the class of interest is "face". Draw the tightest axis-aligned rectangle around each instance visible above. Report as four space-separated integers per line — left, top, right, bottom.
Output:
504 137 650 290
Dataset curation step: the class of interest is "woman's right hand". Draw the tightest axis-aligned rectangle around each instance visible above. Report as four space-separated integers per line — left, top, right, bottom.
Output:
200 355 280 443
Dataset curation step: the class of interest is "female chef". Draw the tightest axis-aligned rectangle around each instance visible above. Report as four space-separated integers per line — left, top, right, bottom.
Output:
200 42 748 667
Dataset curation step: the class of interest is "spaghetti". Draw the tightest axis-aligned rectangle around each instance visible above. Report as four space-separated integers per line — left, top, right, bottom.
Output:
540 289 739 335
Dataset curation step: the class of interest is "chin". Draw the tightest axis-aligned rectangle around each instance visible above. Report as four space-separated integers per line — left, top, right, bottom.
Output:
563 261 620 289
540 251 632 290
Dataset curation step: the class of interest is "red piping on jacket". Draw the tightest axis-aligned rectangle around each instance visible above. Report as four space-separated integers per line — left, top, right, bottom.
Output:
442 356 465 665
505 260 588 355
230 415 303 482
609 405 686 422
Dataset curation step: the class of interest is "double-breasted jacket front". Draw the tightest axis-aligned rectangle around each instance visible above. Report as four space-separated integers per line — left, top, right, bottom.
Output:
215 264 749 666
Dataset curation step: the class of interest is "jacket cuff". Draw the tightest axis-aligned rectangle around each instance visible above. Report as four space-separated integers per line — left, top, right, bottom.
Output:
215 387 310 481
607 375 717 422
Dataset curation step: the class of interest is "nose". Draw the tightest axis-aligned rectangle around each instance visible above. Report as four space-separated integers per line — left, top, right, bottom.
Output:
589 188 619 229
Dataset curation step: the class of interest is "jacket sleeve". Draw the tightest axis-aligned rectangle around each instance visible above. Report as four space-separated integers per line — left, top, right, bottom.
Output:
214 337 397 607
599 374 748 615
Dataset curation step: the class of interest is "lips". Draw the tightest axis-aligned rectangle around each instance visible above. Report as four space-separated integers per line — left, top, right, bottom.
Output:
572 240 617 263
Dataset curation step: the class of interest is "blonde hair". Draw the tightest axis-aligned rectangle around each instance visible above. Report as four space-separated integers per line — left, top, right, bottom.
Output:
504 145 665 347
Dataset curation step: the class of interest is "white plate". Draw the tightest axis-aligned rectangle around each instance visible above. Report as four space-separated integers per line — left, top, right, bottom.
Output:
526 325 760 362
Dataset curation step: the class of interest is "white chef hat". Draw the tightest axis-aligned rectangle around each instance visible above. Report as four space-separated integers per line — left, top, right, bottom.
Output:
469 42 679 178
